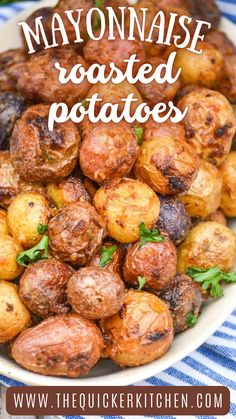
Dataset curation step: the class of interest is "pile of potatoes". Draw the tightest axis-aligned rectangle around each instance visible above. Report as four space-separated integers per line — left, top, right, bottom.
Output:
0 0 236 378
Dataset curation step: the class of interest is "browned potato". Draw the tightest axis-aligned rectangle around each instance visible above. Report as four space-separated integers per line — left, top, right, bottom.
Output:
0 151 19 208
80 120 139 183
206 209 227 225
0 209 8 236
219 151 236 217
178 88 236 166
11 313 104 377
10 104 80 183
48 201 105 266
100 290 173 367
178 161 222 219
134 136 199 195
0 235 23 280
94 178 160 243
89 240 126 276
159 274 202 333
7 192 50 249
217 55 236 103
205 30 236 57
47 175 91 209
175 42 224 88
0 49 26 93
14 49 91 107
22 7 53 52
67 267 125 320
0 281 30 344
19 259 74 318
123 236 177 292
143 119 185 142
177 222 236 273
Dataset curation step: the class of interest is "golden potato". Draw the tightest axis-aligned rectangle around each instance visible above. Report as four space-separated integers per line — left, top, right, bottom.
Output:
178 161 222 219
207 209 227 225
205 29 236 57
134 136 199 195
178 88 236 166
93 178 160 243
46 176 91 209
100 290 173 367
143 119 185 142
0 209 8 235
0 281 30 344
177 222 236 273
0 151 19 208
175 41 224 88
217 55 236 103
0 235 23 280
219 151 236 217
7 192 50 249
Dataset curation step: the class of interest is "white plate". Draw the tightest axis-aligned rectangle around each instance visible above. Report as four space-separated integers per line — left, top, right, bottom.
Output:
0 0 235 387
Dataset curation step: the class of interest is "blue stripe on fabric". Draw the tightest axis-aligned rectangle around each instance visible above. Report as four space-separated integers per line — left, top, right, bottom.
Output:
165 367 204 386
221 12 236 22
145 376 173 386
223 321 236 331
198 345 236 372
213 330 236 341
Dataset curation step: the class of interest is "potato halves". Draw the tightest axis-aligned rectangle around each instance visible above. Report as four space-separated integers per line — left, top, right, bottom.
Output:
0 235 23 280
219 151 236 217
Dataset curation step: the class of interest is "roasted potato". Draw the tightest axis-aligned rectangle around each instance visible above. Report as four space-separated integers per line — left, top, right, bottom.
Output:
0 235 23 280
175 41 224 88
0 93 26 151
123 236 177 292
0 281 30 344
7 192 50 249
22 7 53 52
0 210 8 236
19 259 73 318
217 55 236 103
100 290 173 367
177 222 236 273
0 151 19 208
67 267 125 320
11 313 104 377
10 104 80 183
159 274 202 333
205 29 236 57
219 151 236 217
80 119 139 183
47 175 91 209
48 201 105 265
178 88 236 166
157 196 191 244
206 209 227 225
89 240 126 276
93 178 160 243
134 135 199 195
178 161 222 219
0 49 26 93
143 119 185 142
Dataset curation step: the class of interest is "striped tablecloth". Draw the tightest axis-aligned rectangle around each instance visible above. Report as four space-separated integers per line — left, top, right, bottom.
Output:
0 1 235 418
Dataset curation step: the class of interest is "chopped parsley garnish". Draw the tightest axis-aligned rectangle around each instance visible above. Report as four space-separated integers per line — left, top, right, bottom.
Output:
186 313 198 327
134 126 143 145
187 266 236 298
93 0 105 30
17 236 49 267
139 222 164 247
37 223 48 235
99 245 117 268
138 276 146 290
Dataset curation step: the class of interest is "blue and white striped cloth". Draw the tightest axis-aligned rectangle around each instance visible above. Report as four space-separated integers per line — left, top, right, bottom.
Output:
0 1 235 418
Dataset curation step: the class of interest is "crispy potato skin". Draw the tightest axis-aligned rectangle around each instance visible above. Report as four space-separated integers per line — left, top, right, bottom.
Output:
93 178 160 243
20 259 74 318
67 267 125 320
177 222 236 273
89 241 126 276
157 196 191 244
206 209 227 226
0 281 31 344
7 192 50 249
217 55 236 103
134 136 199 195
178 88 236 166
178 161 222 219
22 7 53 52
0 49 26 93
15 49 90 106
0 151 19 208
143 119 185 142
0 235 24 281
219 151 236 217
205 30 236 57
10 104 80 183
48 201 105 266
0 93 26 151
47 176 91 209
100 290 173 367
80 120 139 183
11 314 104 377
159 274 202 333
123 238 177 292
0 209 8 235
175 42 224 88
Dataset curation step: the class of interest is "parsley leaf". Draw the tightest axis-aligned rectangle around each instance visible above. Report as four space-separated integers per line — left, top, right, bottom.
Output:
37 223 48 235
186 313 198 327
187 266 236 298
93 0 105 30
139 222 164 247
81 99 89 110
134 126 143 145
17 236 49 267
138 276 146 290
99 245 117 268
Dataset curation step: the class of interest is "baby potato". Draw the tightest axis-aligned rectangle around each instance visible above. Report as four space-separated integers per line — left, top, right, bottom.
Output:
175 41 224 88
219 151 236 217
217 55 236 103
22 7 52 52
0 92 26 151
178 88 236 166
207 209 227 225
47 175 91 209
205 29 236 57
7 192 50 249
0 49 26 93
134 136 199 195
159 274 202 333
11 313 104 377
80 120 139 183
89 240 126 276
0 151 19 208
67 267 125 320
0 281 30 344
20 259 74 318
0 235 23 280
0 209 8 235
100 289 173 367
123 236 177 292
48 201 105 266
178 161 222 219
93 178 160 243
177 222 236 273
143 119 185 142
